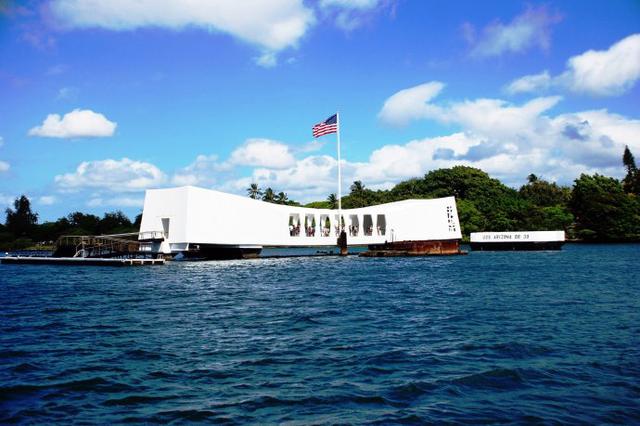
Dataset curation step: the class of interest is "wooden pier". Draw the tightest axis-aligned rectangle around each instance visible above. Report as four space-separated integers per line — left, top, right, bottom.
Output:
1 256 164 266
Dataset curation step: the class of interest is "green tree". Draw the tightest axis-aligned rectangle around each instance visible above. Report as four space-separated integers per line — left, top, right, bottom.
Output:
247 183 262 199
66 212 101 235
5 195 38 238
99 211 134 234
327 193 337 209
276 192 289 205
622 146 639 194
455 199 484 236
570 174 640 241
262 187 275 203
419 166 523 231
520 178 571 207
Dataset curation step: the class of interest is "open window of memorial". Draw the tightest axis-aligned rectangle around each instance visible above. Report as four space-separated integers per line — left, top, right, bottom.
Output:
304 214 316 237
288 213 301 236
320 214 331 237
334 215 344 236
376 214 386 236
348 215 359 236
363 214 373 236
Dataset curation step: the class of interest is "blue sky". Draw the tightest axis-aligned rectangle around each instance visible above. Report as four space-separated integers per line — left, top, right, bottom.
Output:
1 0 639 221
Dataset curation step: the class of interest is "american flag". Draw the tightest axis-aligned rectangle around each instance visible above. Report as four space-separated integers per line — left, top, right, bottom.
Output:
312 114 338 138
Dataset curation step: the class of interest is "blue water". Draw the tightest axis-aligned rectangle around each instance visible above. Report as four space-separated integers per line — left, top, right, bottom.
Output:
1 244 639 424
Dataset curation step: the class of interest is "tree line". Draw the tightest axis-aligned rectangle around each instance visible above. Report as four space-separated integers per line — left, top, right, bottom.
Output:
1 200 140 250
301 146 640 242
3 146 639 250
246 183 300 206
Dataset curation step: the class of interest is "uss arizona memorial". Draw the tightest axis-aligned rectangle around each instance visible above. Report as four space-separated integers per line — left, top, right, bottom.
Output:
138 186 463 259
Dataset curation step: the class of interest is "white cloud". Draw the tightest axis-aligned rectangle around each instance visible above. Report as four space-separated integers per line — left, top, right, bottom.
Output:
222 154 339 202
172 154 225 187
319 0 386 31
55 158 166 192
320 0 380 9
87 196 144 208
170 139 299 188
51 0 315 66
375 82 640 187
228 138 296 168
506 33 640 96
256 51 278 68
379 81 561 135
0 194 16 208
466 5 561 57
505 71 551 95
38 195 57 205
56 86 78 100
0 137 8 172
378 81 445 126
29 109 117 138
560 33 640 96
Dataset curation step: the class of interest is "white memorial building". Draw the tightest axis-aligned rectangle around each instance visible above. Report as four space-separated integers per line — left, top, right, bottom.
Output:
138 186 463 259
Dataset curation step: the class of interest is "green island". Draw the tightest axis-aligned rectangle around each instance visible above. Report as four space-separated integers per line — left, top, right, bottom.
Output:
2 147 639 251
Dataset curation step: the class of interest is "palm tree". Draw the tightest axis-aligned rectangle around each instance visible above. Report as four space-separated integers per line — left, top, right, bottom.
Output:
247 183 262 199
276 192 289 204
327 193 337 209
262 187 275 203
350 180 365 195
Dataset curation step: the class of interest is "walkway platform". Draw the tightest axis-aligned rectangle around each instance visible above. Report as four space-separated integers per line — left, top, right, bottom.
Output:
0 256 164 266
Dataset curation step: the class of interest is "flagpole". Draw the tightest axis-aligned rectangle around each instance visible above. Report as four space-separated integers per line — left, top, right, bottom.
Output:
336 111 342 225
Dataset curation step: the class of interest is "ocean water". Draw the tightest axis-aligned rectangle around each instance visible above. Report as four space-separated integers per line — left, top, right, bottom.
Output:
1 244 639 424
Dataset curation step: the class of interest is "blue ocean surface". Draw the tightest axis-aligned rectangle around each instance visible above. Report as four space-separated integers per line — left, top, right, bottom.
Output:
1 244 639 424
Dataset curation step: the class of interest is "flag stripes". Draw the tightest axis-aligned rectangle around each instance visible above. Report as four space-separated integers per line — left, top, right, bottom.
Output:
312 114 338 138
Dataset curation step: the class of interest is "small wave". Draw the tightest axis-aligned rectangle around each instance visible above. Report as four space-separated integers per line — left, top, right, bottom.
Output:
124 349 162 361
211 393 400 412
42 307 73 314
11 362 39 373
355 365 394 376
451 368 527 391
179 368 235 380
153 409 220 422
363 349 412 365
291 314 321 324
385 381 438 404
238 357 300 367
0 350 29 359
103 394 174 406
459 341 552 359
35 321 66 330
0 377 134 398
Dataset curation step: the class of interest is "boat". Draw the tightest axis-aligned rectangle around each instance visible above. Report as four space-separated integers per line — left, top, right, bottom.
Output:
138 186 464 259
469 231 565 251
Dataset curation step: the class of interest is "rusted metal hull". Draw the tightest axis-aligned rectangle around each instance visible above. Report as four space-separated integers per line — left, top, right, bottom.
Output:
360 239 464 257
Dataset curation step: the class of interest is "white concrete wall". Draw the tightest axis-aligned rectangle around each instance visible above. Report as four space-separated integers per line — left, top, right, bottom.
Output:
140 186 462 248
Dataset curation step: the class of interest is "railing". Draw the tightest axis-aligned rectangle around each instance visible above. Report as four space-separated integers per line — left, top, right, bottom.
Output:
55 235 152 259
138 230 165 241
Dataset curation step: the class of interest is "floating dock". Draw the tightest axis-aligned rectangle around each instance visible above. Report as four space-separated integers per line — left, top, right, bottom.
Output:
0 256 164 266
